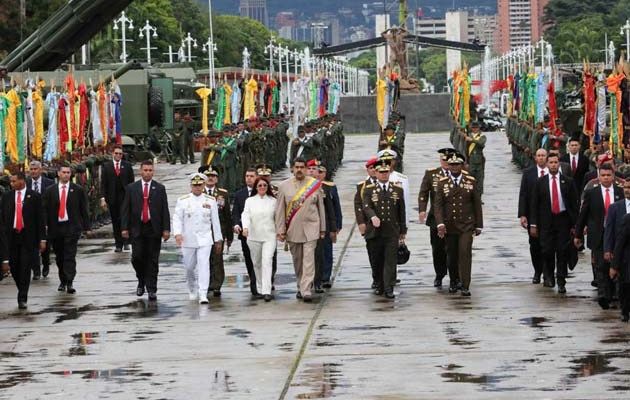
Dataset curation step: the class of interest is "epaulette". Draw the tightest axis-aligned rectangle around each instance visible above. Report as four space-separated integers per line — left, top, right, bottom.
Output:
357 180 366 185
439 176 449 181
322 181 335 187
365 183 375 188
179 194 191 200
462 170 470 175
203 194 214 199
396 173 408 179
392 182 403 188
464 175 476 181
427 167 440 173
217 188 228 193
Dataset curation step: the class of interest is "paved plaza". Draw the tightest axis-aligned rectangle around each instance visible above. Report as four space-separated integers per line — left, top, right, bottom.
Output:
1 132 629 399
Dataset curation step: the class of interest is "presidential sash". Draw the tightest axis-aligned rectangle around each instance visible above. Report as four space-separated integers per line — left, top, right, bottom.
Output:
285 177 321 229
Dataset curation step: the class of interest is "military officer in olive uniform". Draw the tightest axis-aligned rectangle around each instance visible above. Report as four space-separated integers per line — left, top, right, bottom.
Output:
362 159 407 299
202 167 233 297
435 152 483 297
418 148 455 288
355 157 379 288
462 121 486 196
172 112 186 165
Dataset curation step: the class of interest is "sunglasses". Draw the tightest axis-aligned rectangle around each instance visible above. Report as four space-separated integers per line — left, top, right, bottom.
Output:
257 184 268 188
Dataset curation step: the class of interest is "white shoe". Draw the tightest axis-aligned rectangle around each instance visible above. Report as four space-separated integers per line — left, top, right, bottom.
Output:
188 292 198 301
198 296 209 304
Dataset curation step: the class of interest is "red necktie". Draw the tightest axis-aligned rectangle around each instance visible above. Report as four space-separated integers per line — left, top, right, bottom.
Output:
115 161 120 176
551 175 560 214
604 188 611 216
58 185 67 220
16 191 23 232
571 156 577 174
540 170 545 177
142 183 150 223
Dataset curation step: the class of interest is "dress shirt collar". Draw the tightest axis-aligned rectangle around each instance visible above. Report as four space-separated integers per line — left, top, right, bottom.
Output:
141 179 152 187
537 166 549 176
58 182 70 190
15 187 26 199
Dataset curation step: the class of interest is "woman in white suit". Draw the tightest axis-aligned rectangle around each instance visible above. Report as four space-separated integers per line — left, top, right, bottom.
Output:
242 177 277 301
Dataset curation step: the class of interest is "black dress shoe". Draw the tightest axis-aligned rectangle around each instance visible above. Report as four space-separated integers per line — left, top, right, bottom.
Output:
57 283 66 292
384 290 395 299
591 280 598 288
123 244 130 251
114 247 123 253
212 290 221 298
264 294 273 302
395 279 401 284
557 284 566 294
314 285 324 294
136 286 145 297
32 274 40 281
598 297 610 310
374 288 384 296
532 273 541 284
371 282 378 289
66 285 76 294
148 292 157 301
621 313 629 322
253 294 264 300
296 292 303 299
543 280 556 288
42 266 49 278
461 289 471 297
272 285 276 291
322 281 332 289
18 302 27 310
303 295 313 303
448 286 459 293
433 278 443 288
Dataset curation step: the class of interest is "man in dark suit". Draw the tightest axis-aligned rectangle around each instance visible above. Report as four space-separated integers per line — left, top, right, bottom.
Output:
121 160 170 301
100 144 135 252
530 153 579 293
604 180 630 260
574 164 624 309
0 172 45 309
518 148 548 284
561 137 589 196
231 167 259 296
42 165 90 294
612 213 630 322
26 160 54 279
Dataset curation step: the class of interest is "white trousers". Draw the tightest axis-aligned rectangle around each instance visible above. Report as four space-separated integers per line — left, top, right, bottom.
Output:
248 240 276 295
182 246 212 295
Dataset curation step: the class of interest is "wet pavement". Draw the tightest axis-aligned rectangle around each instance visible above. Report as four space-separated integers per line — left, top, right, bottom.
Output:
1 133 629 399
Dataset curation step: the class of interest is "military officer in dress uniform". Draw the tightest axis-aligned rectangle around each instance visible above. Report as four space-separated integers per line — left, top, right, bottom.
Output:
355 157 379 288
435 152 483 297
377 149 411 224
201 167 233 297
362 159 407 299
173 173 223 304
418 148 455 288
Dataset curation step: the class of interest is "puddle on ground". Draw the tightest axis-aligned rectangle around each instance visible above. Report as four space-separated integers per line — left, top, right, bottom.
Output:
226 328 251 339
443 325 479 348
600 330 630 344
68 331 100 356
113 301 180 321
278 342 294 352
50 366 153 381
519 317 549 328
294 362 345 399
0 371 33 389
567 352 622 378
441 372 490 384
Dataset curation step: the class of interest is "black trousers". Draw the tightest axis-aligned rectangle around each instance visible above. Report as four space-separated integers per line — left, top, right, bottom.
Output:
107 198 124 248
52 224 80 285
593 248 614 302
367 236 398 291
528 232 544 277
540 212 571 284
430 227 447 279
31 242 50 276
9 234 34 303
240 237 257 294
131 223 162 293
619 282 630 316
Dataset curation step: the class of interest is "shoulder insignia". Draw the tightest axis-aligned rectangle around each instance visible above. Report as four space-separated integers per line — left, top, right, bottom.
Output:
357 180 367 185
428 167 440 173
465 175 476 181
204 194 215 199
462 170 470 175
365 183 375 188
392 182 403 188
218 188 228 193
439 176 449 181
179 194 191 200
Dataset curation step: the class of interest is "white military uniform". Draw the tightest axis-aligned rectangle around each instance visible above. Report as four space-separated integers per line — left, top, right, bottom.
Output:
173 192 223 299
377 149 412 222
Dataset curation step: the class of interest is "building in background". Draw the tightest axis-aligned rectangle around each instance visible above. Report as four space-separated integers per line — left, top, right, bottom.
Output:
496 0 549 53
239 0 268 27
414 12 496 49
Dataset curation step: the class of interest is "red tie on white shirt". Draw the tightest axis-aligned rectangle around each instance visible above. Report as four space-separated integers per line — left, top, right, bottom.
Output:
604 188 611 216
115 161 120 176
540 170 545 177
16 191 23 232
142 183 150 223
571 157 577 174
58 185 67 220
551 176 560 214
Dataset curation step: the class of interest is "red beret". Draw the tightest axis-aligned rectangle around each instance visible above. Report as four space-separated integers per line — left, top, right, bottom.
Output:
365 157 378 168
306 159 320 167
597 152 613 164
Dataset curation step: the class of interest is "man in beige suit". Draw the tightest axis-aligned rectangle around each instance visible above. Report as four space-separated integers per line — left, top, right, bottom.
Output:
275 157 326 302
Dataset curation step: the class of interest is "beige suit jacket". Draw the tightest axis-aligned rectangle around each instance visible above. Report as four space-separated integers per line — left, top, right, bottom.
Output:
275 177 326 243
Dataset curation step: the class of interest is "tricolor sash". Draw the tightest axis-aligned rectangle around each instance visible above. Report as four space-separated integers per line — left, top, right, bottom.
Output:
285 177 321 229
467 133 481 155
